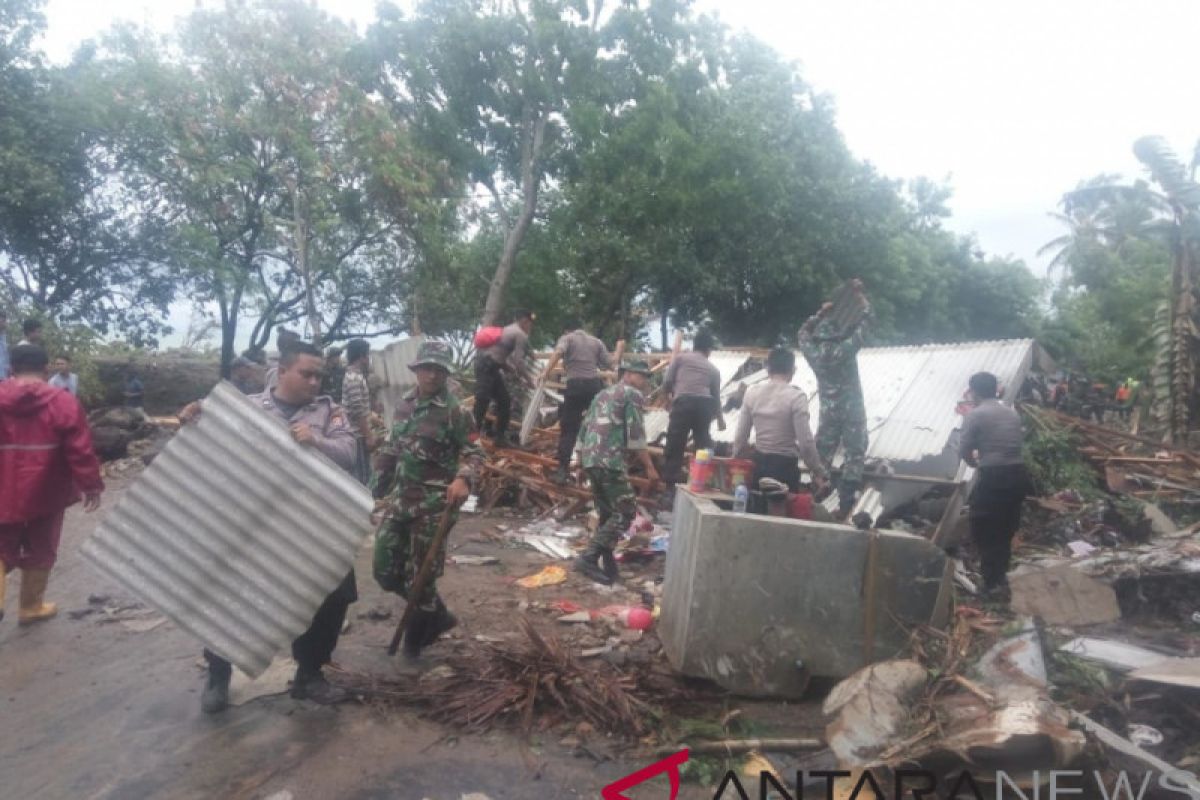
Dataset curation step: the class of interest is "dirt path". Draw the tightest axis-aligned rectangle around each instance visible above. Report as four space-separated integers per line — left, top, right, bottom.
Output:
0 481 822 799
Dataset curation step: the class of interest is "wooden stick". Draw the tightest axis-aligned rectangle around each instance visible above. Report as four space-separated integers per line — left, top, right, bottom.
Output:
387 505 457 656
653 738 824 757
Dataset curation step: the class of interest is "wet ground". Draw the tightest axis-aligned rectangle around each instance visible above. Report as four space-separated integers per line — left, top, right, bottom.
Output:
1 482 819 799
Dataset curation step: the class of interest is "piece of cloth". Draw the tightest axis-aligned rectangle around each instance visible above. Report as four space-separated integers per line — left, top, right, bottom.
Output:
0 510 66 570
734 379 823 475
0 334 8 379
247 390 357 471
959 399 1024 468
0 380 103 524
374 512 453 607
204 571 357 677
473 355 512 438
751 452 801 493
553 330 611 381
664 351 720 402
578 382 648 472
586 467 636 550
969 464 1032 590
47 372 78 396
556 377 604 469
487 322 530 376
662 394 714 487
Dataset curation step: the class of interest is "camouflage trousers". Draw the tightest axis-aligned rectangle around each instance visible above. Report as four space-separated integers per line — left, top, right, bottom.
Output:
585 468 636 552
373 508 458 610
816 389 868 493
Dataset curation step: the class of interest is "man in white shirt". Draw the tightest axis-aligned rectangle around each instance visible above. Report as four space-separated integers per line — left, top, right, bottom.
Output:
47 356 79 397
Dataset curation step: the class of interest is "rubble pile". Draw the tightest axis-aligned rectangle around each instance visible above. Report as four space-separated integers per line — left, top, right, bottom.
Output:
335 617 674 736
89 407 178 476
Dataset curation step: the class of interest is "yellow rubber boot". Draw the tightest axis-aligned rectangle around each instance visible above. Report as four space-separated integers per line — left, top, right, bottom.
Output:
18 569 57 625
0 560 7 623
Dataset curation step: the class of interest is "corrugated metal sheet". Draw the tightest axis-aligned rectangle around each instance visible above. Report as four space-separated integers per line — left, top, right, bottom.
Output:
371 336 424 427
82 381 374 678
716 339 1035 461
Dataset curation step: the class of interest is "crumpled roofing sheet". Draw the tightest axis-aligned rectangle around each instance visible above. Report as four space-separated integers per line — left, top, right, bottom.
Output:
82 381 374 677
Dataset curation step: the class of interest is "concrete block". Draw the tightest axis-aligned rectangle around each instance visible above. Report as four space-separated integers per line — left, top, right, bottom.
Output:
659 491 951 697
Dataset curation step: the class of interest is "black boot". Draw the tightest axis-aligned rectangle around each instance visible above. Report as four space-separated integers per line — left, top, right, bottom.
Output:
200 665 231 714
599 548 620 584
493 432 511 449
290 666 348 704
403 608 433 661
573 546 612 585
550 467 570 486
420 596 459 647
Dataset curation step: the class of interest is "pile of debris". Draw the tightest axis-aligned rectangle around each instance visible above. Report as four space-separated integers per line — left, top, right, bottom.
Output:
335 617 667 736
89 407 177 477
477 441 660 517
1026 405 1200 503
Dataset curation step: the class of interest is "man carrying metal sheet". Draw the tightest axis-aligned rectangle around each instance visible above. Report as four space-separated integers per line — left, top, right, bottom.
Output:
180 341 358 713
372 340 483 665
798 279 871 519
574 360 659 585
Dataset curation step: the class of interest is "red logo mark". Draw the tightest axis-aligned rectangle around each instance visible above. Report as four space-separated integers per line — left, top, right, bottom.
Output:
601 749 690 800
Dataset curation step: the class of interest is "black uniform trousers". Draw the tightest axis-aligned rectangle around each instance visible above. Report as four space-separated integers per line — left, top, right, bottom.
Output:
204 571 358 679
556 377 605 469
663 395 716 487
751 452 801 493
968 465 1032 590
473 355 512 438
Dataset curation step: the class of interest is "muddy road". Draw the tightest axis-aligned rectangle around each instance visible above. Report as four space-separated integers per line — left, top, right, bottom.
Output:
1 481 794 799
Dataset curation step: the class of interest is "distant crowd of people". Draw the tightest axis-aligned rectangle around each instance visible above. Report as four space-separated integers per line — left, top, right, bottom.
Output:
1024 372 1140 424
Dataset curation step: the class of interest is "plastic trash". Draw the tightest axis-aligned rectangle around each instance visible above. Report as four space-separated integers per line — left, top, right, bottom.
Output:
733 483 749 513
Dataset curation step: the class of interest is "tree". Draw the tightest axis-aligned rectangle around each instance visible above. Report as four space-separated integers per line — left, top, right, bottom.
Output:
0 1 173 341
1042 139 1198 441
99 0 442 374
366 0 695 327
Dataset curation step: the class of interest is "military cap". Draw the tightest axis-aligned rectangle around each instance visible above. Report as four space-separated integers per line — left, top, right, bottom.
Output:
408 339 455 372
619 359 653 376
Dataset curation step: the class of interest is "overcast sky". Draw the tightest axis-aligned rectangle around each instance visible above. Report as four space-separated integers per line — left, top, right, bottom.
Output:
39 0 1200 342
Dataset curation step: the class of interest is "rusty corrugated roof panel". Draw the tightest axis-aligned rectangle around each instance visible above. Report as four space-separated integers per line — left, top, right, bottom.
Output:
81 381 373 678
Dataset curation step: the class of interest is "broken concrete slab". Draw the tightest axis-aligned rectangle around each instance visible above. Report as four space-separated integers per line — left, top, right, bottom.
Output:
659 491 951 697
1009 565 1121 625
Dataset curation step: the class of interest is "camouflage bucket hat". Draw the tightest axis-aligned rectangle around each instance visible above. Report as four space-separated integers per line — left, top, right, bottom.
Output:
408 340 455 372
619 359 654 377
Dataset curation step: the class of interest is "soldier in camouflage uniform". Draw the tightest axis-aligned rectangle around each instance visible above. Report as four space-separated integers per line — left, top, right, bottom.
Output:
574 360 660 585
372 340 483 662
798 280 871 518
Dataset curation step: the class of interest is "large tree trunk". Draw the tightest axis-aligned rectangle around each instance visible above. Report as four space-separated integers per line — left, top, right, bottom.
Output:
480 109 548 327
1170 239 1195 444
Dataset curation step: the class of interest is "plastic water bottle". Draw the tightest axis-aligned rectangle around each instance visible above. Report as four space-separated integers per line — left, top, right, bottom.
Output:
733 482 749 513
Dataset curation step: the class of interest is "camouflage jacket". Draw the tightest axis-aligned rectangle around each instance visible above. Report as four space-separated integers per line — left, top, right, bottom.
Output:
579 382 648 472
798 302 871 392
372 387 483 520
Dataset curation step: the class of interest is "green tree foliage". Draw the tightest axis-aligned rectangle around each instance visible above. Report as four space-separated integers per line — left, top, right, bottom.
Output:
97 0 443 374
0 0 172 342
